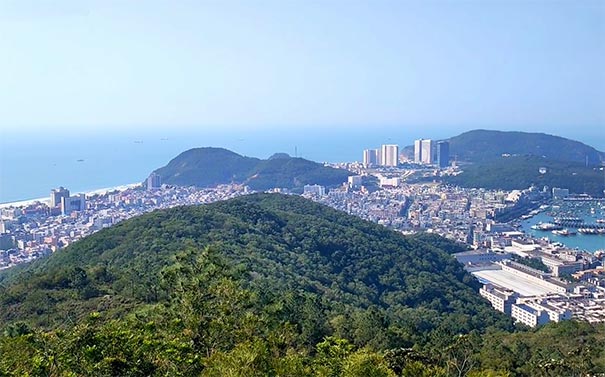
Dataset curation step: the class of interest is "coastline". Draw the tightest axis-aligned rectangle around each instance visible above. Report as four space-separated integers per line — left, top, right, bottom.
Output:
0 183 142 209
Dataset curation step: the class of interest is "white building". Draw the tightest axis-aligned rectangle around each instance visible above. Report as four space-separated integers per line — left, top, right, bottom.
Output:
61 194 86 215
552 187 570 200
512 303 551 327
50 187 70 208
303 184 326 197
480 283 519 314
512 300 572 327
414 139 423 163
421 139 434 164
379 177 400 187
380 144 399 167
348 175 363 189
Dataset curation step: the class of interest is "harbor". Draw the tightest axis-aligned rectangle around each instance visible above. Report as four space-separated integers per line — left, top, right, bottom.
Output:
521 200 605 253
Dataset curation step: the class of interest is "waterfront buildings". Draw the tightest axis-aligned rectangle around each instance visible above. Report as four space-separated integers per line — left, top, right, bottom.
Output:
362 149 379 168
303 184 326 196
552 187 570 200
421 139 434 164
414 139 423 163
147 172 162 190
61 194 86 215
50 187 70 208
414 139 437 165
380 144 399 167
436 141 450 168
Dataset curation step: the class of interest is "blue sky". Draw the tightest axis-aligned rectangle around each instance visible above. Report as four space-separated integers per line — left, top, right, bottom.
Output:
0 0 603 139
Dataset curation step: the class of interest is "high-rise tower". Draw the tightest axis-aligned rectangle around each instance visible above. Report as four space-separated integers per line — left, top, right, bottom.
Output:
380 144 399 167
436 141 450 168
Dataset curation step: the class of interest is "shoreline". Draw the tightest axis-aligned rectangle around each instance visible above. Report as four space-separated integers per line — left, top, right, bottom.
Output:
0 183 142 209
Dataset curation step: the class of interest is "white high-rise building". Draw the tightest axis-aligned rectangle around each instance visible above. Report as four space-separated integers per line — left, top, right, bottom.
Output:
303 184 326 196
421 139 434 164
61 194 86 215
380 144 399 167
50 187 70 208
414 139 423 163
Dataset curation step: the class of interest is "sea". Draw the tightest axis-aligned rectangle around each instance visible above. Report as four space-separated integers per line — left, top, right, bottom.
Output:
520 201 605 253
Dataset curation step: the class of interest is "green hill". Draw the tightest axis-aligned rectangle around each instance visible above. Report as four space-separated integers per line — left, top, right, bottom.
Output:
152 147 352 191
0 194 505 333
1 194 604 375
402 130 604 166
449 130 604 165
446 155 605 197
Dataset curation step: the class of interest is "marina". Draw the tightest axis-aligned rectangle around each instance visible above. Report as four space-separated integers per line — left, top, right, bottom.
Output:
521 200 605 253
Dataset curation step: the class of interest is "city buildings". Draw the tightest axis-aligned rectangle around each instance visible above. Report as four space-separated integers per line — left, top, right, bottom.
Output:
480 283 519 314
414 139 423 163
552 187 570 200
436 141 450 168
303 184 326 196
362 149 379 168
380 144 399 167
421 139 434 164
414 139 438 165
61 194 86 215
50 187 70 208
348 175 363 189
147 173 162 190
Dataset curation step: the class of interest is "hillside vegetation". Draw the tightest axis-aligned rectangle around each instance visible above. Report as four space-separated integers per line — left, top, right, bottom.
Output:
448 130 604 165
446 155 605 197
1 194 604 376
152 147 352 191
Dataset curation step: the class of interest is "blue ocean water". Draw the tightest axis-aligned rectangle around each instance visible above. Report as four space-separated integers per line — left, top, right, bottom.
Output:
0 127 438 203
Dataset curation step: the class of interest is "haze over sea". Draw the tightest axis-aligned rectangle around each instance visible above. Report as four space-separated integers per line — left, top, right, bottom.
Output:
2 127 604 204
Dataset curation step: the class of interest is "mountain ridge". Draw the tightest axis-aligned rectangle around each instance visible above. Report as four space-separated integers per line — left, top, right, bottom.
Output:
403 129 605 165
152 147 352 191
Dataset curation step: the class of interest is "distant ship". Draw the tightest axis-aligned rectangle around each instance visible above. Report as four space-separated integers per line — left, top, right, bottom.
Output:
76 159 84 162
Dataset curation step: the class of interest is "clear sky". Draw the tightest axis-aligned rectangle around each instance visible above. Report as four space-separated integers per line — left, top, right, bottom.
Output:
0 0 603 139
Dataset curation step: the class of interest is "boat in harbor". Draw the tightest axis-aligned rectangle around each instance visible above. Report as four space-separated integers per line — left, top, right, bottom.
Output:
578 228 600 235
552 229 576 236
531 222 563 231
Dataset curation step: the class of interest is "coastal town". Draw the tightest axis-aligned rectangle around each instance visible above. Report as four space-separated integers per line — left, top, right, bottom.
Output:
1 142 605 328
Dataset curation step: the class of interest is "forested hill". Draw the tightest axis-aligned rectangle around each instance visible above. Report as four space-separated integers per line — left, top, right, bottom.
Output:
402 129 604 166
445 155 605 197
152 147 352 190
1 194 604 375
0 193 503 333
449 130 604 165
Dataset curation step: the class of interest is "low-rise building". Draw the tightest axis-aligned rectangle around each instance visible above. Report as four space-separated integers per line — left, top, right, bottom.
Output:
480 283 518 314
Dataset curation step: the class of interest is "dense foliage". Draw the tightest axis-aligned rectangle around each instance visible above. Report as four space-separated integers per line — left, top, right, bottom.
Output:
402 130 605 166
152 147 352 190
1 194 604 375
448 130 604 165
445 155 605 197
153 147 261 187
